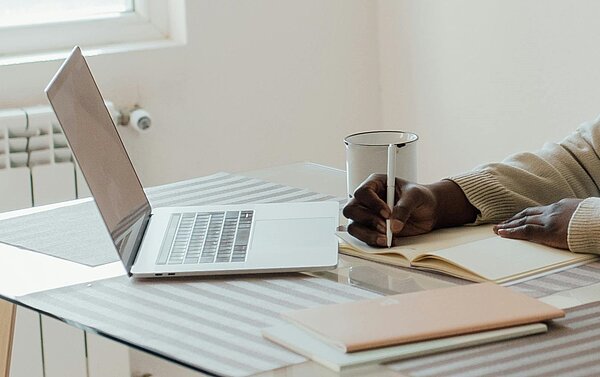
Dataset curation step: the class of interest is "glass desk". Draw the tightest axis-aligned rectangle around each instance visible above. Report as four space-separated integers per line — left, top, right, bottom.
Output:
1 162 599 377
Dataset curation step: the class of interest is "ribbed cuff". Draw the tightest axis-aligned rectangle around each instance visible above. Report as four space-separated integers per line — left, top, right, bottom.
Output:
568 197 600 254
449 170 521 224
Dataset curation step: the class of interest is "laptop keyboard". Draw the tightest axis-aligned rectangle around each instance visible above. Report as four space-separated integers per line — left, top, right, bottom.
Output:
156 210 253 265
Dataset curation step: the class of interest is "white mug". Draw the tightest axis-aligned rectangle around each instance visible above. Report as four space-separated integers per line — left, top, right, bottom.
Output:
344 131 418 199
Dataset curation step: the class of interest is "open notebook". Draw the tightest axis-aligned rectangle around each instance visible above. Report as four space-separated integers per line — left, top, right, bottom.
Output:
337 225 598 283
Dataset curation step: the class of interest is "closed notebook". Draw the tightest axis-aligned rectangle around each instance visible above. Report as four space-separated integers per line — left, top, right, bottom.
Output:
263 322 547 372
282 282 564 352
337 225 597 283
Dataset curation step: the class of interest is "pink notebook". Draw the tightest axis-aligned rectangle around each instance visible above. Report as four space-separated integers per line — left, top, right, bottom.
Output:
282 283 564 352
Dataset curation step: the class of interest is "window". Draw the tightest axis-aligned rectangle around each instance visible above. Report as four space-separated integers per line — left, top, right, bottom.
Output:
0 0 134 28
0 0 186 65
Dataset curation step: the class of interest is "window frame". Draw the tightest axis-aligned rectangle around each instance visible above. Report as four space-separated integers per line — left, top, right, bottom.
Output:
0 0 186 66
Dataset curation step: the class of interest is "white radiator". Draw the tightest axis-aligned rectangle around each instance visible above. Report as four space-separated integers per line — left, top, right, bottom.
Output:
0 103 118 211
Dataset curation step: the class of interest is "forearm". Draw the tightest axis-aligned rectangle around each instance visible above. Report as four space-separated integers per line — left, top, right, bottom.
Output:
426 180 478 228
451 118 600 223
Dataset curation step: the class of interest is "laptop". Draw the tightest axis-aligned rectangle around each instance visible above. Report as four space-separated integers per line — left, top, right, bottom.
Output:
45 46 339 278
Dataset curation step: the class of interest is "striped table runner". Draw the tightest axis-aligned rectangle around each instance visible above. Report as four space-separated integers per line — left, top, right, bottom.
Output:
146 172 344 208
412 261 600 301
21 273 378 377
389 301 600 377
413 261 600 300
510 261 600 298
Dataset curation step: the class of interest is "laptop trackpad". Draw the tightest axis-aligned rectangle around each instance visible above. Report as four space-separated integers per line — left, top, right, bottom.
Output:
251 218 333 250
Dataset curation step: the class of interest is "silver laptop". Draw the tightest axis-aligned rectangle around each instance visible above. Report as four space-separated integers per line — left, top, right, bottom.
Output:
45 46 338 278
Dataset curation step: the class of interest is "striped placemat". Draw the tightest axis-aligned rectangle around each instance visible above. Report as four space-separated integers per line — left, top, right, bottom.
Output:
21 273 378 377
407 261 600 300
356 258 600 300
510 261 600 298
0 172 344 266
147 172 343 207
389 301 600 377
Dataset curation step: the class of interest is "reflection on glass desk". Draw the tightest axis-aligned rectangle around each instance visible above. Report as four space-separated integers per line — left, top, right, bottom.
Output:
312 255 455 296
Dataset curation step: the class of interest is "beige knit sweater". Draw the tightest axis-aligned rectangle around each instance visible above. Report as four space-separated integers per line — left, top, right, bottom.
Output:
450 116 600 254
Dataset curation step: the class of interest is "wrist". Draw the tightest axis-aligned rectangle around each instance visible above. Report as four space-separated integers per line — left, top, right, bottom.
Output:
426 179 478 229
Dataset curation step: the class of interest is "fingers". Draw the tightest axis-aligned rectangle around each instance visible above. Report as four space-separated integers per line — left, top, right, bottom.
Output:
352 178 390 218
494 214 544 233
494 203 572 250
493 206 545 234
343 200 386 234
344 175 393 247
344 175 435 245
347 222 387 247
494 207 550 243
495 223 545 243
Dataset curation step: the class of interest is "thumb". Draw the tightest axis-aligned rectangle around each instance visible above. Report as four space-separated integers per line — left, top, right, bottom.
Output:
391 188 422 232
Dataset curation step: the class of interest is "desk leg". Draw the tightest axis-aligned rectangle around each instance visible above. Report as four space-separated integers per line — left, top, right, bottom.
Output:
0 300 15 377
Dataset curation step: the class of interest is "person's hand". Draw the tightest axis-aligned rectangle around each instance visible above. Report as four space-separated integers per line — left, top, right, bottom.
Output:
343 174 478 247
493 198 582 250
343 174 437 246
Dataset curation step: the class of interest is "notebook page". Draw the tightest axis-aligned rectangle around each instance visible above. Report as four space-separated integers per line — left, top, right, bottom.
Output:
414 236 597 283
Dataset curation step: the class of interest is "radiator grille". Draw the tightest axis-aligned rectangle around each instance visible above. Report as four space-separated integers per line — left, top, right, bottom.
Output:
0 103 117 212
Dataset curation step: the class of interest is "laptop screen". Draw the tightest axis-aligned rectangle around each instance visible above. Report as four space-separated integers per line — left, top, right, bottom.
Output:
45 47 151 274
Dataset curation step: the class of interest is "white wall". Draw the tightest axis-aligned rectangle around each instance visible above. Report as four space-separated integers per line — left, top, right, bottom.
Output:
5 1 599 187
0 1 381 186
378 0 600 183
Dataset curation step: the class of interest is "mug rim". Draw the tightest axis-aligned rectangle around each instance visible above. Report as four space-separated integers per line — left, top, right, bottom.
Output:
344 130 419 147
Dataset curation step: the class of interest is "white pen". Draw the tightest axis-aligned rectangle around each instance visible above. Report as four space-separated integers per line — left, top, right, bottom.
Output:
386 144 396 247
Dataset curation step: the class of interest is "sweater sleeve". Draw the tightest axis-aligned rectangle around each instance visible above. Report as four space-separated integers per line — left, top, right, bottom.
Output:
449 116 600 254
